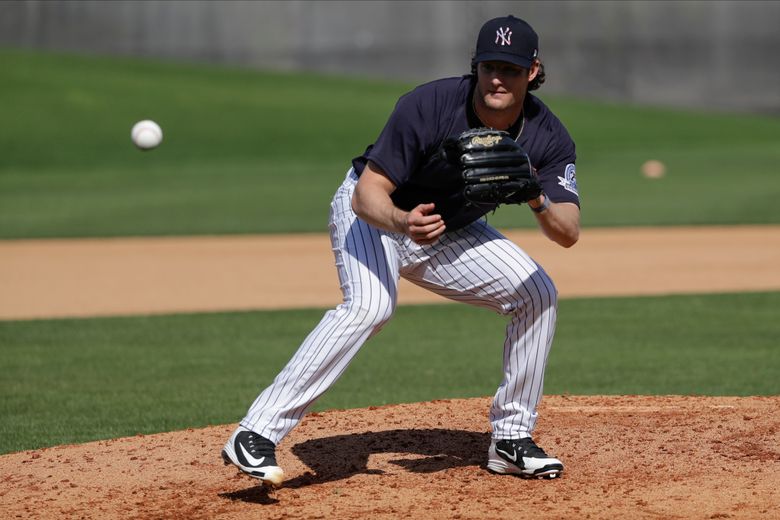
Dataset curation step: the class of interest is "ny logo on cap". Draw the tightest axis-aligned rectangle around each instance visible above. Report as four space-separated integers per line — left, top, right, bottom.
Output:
495 27 512 46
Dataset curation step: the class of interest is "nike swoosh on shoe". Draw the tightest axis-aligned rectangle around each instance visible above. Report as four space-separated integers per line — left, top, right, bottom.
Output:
239 443 267 466
496 447 518 462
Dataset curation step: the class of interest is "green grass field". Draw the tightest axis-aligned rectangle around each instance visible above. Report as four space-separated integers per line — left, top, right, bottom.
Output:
1 292 778 454
1 50 778 456
1 49 779 238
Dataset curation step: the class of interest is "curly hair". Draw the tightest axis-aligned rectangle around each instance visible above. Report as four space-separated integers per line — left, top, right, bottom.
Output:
528 60 545 91
470 59 546 91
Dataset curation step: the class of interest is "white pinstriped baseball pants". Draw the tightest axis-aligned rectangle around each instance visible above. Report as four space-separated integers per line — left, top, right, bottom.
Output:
242 169 558 444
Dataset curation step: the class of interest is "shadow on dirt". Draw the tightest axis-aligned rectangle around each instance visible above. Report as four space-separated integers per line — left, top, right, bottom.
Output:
219 485 280 505
285 428 491 488
219 428 491 503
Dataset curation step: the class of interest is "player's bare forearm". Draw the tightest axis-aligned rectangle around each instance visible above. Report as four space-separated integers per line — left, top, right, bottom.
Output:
351 169 407 233
352 161 446 244
528 195 580 248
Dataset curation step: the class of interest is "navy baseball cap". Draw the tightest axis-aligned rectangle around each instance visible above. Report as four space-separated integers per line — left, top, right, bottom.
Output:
472 15 539 69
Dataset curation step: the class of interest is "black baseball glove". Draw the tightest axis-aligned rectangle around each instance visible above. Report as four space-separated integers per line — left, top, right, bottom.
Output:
441 128 542 206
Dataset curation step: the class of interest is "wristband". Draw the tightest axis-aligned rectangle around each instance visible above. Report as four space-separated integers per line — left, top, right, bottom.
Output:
530 194 551 214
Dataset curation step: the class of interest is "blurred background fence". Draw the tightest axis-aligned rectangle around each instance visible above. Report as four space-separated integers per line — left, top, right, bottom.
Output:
2 0 779 113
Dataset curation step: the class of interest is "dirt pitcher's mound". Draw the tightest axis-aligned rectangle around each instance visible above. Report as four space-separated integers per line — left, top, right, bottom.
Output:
1 396 778 519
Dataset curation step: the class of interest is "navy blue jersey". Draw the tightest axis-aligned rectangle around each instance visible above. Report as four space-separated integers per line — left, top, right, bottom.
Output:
352 75 578 231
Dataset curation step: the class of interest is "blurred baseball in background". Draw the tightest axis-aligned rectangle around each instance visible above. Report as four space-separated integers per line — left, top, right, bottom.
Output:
641 160 666 179
131 120 163 150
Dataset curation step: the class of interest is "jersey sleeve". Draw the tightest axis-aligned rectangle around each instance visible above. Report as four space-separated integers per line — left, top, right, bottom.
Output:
535 121 580 207
362 90 432 187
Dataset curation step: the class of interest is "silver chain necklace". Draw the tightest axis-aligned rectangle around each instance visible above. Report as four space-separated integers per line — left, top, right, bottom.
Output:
471 95 525 141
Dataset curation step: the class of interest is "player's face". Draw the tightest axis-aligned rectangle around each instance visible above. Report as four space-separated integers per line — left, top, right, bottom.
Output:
475 61 537 112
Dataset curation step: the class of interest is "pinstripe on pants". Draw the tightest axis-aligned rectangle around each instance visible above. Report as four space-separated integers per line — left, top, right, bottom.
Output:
242 169 558 444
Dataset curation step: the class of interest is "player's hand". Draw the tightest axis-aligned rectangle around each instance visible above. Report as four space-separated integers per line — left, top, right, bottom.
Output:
405 203 446 245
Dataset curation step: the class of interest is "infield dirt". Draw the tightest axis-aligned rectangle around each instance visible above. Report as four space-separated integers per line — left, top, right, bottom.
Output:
1 396 778 519
1 226 779 518
2 225 780 320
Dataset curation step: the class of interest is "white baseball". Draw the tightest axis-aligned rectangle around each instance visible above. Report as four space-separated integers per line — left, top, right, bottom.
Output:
131 120 163 150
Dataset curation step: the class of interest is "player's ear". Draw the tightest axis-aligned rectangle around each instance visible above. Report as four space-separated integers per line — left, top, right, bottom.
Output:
528 60 541 82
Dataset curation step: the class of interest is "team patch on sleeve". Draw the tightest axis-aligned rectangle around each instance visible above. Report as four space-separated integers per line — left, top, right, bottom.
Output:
557 163 578 195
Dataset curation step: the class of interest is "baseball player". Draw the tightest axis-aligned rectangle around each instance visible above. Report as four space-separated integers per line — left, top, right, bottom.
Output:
222 15 580 486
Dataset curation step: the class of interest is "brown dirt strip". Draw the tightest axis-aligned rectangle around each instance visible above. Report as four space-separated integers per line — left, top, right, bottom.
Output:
1 225 779 320
1 396 778 519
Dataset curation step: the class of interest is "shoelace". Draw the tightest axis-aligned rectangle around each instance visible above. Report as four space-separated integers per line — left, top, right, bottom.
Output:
512 438 549 458
244 432 276 458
